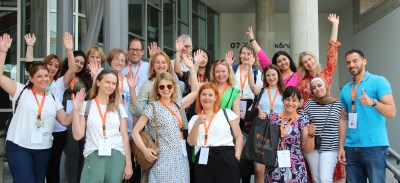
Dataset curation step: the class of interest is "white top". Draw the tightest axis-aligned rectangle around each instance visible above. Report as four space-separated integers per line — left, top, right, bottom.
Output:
121 60 150 95
188 109 238 154
80 100 128 157
233 67 263 100
7 83 63 149
47 76 68 132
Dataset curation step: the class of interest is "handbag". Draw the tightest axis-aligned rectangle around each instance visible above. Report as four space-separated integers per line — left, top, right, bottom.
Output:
241 113 280 166
131 103 160 171
314 104 333 150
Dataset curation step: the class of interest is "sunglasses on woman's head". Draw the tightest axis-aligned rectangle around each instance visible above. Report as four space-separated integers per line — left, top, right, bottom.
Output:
158 84 173 90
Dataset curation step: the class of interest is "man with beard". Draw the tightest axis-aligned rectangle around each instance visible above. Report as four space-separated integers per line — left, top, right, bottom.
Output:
338 49 396 183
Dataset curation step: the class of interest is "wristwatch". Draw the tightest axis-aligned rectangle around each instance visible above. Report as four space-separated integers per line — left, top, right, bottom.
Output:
372 99 378 107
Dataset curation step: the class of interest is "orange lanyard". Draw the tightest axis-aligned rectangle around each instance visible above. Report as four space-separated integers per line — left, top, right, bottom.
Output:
351 75 365 112
159 100 184 138
94 97 108 138
198 74 205 83
203 112 216 145
219 83 230 97
268 87 279 113
70 76 77 99
128 62 142 79
119 74 125 105
280 113 298 149
239 65 249 91
31 88 46 120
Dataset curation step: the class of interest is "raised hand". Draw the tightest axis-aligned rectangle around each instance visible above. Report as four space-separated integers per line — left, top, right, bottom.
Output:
224 50 234 65
0 33 13 53
195 110 206 125
193 49 204 64
246 26 255 40
328 13 339 25
127 72 139 89
359 88 373 106
175 38 184 52
63 32 73 50
148 41 161 58
24 33 36 47
88 60 101 78
181 53 194 69
72 88 86 111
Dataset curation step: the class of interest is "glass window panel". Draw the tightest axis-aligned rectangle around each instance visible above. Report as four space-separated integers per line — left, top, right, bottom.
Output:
0 0 17 7
207 8 219 60
163 0 175 49
192 16 206 49
178 0 188 23
78 0 86 14
128 0 143 36
148 0 161 7
50 12 57 54
147 5 160 45
50 0 57 10
78 17 87 50
178 23 189 36
197 2 206 18
0 11 17 81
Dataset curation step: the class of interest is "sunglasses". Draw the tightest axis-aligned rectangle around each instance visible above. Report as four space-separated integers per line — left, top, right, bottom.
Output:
158 84 173 90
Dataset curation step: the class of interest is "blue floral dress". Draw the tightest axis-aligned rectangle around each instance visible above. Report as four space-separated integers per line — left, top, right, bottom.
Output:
265 113 309 183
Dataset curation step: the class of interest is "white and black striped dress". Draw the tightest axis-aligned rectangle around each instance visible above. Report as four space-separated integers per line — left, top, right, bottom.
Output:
303 99 341 151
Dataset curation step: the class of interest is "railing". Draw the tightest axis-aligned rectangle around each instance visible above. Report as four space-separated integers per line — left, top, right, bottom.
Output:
387 148 400 183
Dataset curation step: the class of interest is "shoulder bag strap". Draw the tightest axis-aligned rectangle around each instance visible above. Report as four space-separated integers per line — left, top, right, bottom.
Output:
224 88 234 109
151 103 159 147
14 85 29 113
320 103 334 135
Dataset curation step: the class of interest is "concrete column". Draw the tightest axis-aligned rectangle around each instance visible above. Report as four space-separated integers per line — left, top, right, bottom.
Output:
289 0 319 64
256 0 275 58
57 0 73 59
104 0 128 53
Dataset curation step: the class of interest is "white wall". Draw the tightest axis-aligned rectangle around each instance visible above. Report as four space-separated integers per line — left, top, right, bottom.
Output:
338 3 400 152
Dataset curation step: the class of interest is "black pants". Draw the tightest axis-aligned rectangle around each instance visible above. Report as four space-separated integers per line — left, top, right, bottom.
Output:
46 130 67 183
63 126 85 183
195 146 240 183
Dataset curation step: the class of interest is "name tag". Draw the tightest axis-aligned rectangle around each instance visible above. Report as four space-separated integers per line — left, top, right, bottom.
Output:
240 101 247 117
98 138 112 156
277 150 291 168
181 139 187 157
349 113 358 129
66 100 73 114
31 127 44 144
198 147 209 165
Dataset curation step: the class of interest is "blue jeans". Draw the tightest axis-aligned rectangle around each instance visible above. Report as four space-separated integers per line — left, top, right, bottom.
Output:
6 141 52 183
344 146 388 183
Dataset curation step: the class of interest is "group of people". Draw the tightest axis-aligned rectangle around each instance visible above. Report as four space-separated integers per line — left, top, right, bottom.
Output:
0 12 396 183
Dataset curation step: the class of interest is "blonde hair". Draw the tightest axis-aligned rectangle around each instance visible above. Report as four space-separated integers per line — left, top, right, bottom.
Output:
86 45 106 64
89 70 120 112
210 60 236 86
297 51 321 79
150 72 179 101
107 48 128 66
148 51 174 80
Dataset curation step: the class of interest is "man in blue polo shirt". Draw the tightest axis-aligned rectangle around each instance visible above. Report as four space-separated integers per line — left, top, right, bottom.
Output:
338 49 396 183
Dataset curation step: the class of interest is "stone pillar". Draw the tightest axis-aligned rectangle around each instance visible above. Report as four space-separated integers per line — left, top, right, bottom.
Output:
256 0 275 58
289 0 319 64
104 0 128 53
57 0 73 59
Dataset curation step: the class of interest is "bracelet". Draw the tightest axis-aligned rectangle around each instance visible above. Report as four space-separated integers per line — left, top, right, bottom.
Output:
250 39 255 43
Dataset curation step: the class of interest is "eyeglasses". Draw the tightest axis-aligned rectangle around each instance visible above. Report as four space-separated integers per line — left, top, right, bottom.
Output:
183 45 192 49
129 48 142 53
158 84 173 90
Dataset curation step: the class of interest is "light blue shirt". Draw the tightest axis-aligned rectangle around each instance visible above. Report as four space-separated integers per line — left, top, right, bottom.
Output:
340 72 392 147
258 88 284 114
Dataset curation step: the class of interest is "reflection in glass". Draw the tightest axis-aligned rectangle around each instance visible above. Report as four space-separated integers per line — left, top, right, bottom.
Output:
192 16 206 49
207 8 220 60
78 17 87 50
360 0 384 14
178 23 189 36
163 0 175 49
78 0 86 14
147 5 160 45
178 0 189 23
129 0 143 36
192 0 206 18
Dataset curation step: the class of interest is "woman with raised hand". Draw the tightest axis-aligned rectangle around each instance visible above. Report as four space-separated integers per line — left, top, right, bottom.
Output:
265 87 315 183
193 48 211 83
210 60 241 118
132 71 198 182
247 62 286 183
271 51 298 87
297 14 341 108
245 26 272 69
303 77 341 183
187 82 243 183
25 32 77 182
72 70 133 182
0 33 81 183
